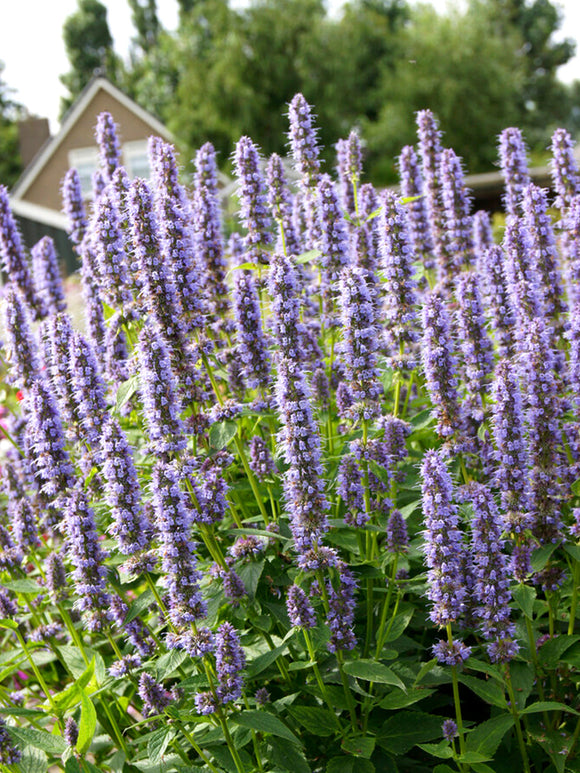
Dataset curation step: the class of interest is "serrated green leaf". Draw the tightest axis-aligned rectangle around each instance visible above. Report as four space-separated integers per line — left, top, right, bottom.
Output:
295 249 321 264
236 559 265 599
147 727 176 764
288 706 338 737
268 736 311 773
530 542 559 572
77 688 97 755
9 726 67 754
209 420 237 449
413 658 438 687
125 588 154 624
512 584 536 619
538 635 580 667
343 659 405 691
417 742 454 759
154 649 188 681
247 643 289 678
520 701 580 716
232 710 300 744
465 715 514 757
116 375 139 412
19 745 48 773
400 195 423 205
457 674 507 709
341 736 375 759
379 688 435 710
0 618 19 630
326 757 375 773
382 607 414 643
377 711 443 754
0 706 45 717
1 578 42 594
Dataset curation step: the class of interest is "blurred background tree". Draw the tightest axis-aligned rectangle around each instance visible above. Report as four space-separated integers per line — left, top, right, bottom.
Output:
0 63 24 188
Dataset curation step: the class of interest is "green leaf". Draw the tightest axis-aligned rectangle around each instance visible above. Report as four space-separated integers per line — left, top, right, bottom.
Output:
538 635 580 667
457 674 507 709
147 727 176 764
378 711 444 754
232 710 300 744
288 706 338 737
77 688 97 755
410 409 435 430
267 737 311 773
9 726 66 754
0 706 45 717
0 618 19 630
466 715 514 758
247 643 288 678
520 701 580 716
458 752 493 764
413 658 438 687
530 542 559 572
326 757 375 773
230 261 258 272
417 742 454 759
508 662 534 710
209 420 237 450
379 688 435 710
382 607 414 643
364 206 383 222
295 249 321 264
125 588 154 624
19 746 48 773
433 767 456 773
116 375 139 412
343 659 406 690
564 543 580 562
0 578 41 594
341 736 376 759
58 647 96 681
400 195 423 204
511 584 536 619
236 559 265 599
154 649 188 681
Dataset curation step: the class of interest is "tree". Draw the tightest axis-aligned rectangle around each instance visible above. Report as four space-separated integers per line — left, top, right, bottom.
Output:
60 0 120 116
128 0 161 53
0 63 23 188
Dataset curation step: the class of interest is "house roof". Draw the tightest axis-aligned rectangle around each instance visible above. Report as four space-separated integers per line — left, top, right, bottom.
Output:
10 77 173 227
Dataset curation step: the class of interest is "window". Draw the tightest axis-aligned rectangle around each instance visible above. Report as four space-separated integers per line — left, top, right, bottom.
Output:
123 140 151 180
68 147 99 198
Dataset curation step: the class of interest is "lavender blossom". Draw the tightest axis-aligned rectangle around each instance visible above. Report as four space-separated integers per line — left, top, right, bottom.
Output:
25 380 76 499
151 461 206 628
3 463 40 551
353 183 381 281
61 168 88 247
288 93 321 188
41 312 79 432
234 136 273 264
101 418 150 556
386 510 408 553
339 265 382 418
336 131 362 218
455 272 494 420
136 323 186 454
91 187 133 310
64 717 79 747
149 137 205 329
565 196 580 306
0 185 44 317
326 563 357 652
379 190 419 354
337 455 366 527
104 314 130 385
0 717 22 764
286 584 316 628
502 216 543 338
479 245 515 358
249 436 276 480
266 153 300 255
232 265 271 388
64 488 111 632
69 331 108 448
95 111 122 182
318 174 351 304
215 622 245 704
77 237 106 363
550 128 580 211
498 127 530 216
491 360 530 533
139 673 172 717
421 449 467 626
2 285 41 389
442 719 458 741
194 457 230 525
472 210 494 262
421 290 461 437
432 639 471 666
31 236 66 315
464 483 519 662
109 595 155 657
397 144 434 261
440 147 475 272
45 553 67 599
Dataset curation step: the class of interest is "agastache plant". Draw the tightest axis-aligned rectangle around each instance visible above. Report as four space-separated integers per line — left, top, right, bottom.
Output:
31 236 67 315
397 144 434 264
498 127 530 216
550 127 580 211
234 136 274 264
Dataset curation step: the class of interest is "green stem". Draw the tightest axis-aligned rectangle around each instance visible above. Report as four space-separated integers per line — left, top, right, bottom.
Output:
336 650 358 732
173 718 222 773
505 668 531 773
446 625 466 763
218 710 247 773
303 630 343 731
15 629 60 719
569 560 580 636
375 559 399 659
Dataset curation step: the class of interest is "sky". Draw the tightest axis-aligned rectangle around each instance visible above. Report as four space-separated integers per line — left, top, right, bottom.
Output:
1 0 579 132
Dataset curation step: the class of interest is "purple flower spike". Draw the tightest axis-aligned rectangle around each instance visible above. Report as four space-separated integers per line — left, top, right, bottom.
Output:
0 185 44 317
386 510 408 554
0 717 22 764
455 272 494 421
565 196 580 306
61 168 88 247
550 128 580 211
249 436 276 480
337 455 366 527
354 182 381 279
288 93 321 188
498 127 530 216
502 215 543 339
31 236 67 315
398 144 434 262
95 111 122 182
2 285 41 389
215 622 246 704
77 237 106 363
234 136 273 264
480 245 515 358
25 380 76 499
286 584 316 628
91 187 133 311
491 360 531 533
318 174 351 286
64 488 112 632
136 323 186 454
64 717 79 748
101 418 150 556
232 265 271 388
464 482 519 662
336 131 362 218
266 153 300 256
69 331 108 448
326 563 357 653
3 464 40 552
472 210 493 262
421 290 461 437
149 137 206 329
522 318 564 545
139 673 172 717
442 719 458 741
45 553 67 599
421 449 467 626
152 460 206 628
440 147 474 273
379 190 419 355
41 312 79 433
